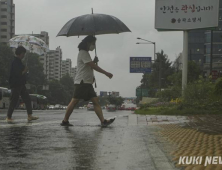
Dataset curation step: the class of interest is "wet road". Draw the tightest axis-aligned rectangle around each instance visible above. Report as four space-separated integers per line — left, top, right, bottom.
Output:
0 109 176 170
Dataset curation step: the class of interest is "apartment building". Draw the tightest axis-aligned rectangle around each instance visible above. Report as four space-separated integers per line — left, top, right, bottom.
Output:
48 46 62 81
61 59 72 77
0 0 15 45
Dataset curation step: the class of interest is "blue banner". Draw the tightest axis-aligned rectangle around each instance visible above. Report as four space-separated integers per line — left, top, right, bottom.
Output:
130 57 152 73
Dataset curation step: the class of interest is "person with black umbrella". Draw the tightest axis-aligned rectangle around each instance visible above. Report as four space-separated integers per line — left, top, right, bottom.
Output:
60 35 115 127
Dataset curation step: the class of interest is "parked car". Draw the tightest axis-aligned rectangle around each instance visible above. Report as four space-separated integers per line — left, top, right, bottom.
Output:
48 105 55 110
106 105 116 112
54 104 62 110
62 105 67 110
87 102 94 111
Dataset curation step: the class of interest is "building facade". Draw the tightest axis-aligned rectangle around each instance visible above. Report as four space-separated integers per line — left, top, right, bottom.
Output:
48 46 62 81
0 0 15 45
188 0 222 75
61 59 72 77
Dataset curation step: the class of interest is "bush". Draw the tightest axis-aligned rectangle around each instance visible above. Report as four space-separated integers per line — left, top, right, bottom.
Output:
155 86 182 101
183 76 218 110
215 78 222 96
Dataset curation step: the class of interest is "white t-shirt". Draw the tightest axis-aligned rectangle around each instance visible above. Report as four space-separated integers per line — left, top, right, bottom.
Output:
74 50 94 84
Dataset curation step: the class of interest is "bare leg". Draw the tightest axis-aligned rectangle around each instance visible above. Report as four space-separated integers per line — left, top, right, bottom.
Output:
91 97 105 123
63 98 79 122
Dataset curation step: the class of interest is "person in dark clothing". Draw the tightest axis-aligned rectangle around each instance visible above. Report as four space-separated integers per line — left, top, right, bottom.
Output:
6 46 39 123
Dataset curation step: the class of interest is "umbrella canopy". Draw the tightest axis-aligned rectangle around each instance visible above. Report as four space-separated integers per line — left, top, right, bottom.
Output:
57 13 131 37
9 35 49 56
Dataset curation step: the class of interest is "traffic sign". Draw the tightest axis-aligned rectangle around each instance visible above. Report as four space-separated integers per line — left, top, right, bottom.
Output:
100 91 107 97
130 57 152 73
136 88 149 97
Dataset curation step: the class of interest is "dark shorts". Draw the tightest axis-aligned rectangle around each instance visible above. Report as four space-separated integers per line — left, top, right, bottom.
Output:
73 81 97 101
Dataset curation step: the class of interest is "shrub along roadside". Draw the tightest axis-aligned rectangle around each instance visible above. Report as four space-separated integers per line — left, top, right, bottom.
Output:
136 77 222 115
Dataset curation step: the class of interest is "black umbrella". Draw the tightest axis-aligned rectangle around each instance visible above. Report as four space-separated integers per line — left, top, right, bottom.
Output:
57 10 131 58
57 13 131 36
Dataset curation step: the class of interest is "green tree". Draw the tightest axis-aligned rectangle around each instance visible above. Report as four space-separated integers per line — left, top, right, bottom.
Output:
187 61 202 83
60 74 74 92
0 44 14 87
140 50 174 97
26 53 47 93
108 96 124 106
46 80 68 105
99 96 109 106
167 61 201 86
60 74 74 104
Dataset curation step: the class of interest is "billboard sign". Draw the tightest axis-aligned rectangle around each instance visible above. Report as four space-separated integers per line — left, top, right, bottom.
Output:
130 57 152 73
100 91 107 97
155 0 219 31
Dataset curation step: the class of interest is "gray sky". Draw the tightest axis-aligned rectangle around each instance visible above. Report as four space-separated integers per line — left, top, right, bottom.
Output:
14 0 183 97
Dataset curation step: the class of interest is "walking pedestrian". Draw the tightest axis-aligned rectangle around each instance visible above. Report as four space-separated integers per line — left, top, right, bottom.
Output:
6 46 39 123
61 35 115 127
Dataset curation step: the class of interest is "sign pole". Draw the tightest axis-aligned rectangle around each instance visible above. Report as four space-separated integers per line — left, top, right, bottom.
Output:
210 30 214 75
182 30 188 96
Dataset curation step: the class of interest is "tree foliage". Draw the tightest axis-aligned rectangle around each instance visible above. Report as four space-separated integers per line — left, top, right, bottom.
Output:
108 96 124 106
0 44 14 87
26 53 47 91
140 50 174 97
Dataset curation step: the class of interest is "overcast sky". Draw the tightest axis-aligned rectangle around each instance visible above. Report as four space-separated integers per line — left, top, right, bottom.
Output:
14 0 183 97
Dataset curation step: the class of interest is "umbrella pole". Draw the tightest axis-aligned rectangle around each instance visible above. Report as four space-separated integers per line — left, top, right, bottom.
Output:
94 36 98 88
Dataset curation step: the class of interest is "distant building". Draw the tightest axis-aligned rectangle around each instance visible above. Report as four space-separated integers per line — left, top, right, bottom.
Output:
30 31 49 46
71 67 77 83
0 0 15 45
48 46 62 81
61 59 72 77
188 0 222 75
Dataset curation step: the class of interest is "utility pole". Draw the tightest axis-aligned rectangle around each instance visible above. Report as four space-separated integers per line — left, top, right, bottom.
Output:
182 31 188 96
159 56 161 90
210 30 213 75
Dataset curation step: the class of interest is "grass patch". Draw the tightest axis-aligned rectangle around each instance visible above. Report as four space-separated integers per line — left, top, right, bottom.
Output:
135 106 222 115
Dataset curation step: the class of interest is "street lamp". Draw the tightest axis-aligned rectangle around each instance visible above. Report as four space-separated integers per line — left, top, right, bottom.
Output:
136 38 162 90
136 37 156 60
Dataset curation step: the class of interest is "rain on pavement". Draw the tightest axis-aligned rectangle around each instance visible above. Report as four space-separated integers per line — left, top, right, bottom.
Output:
0 109 180 170
1 109 221 170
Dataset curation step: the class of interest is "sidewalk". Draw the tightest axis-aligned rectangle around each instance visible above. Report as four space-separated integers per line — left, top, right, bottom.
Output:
133 113 222 170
